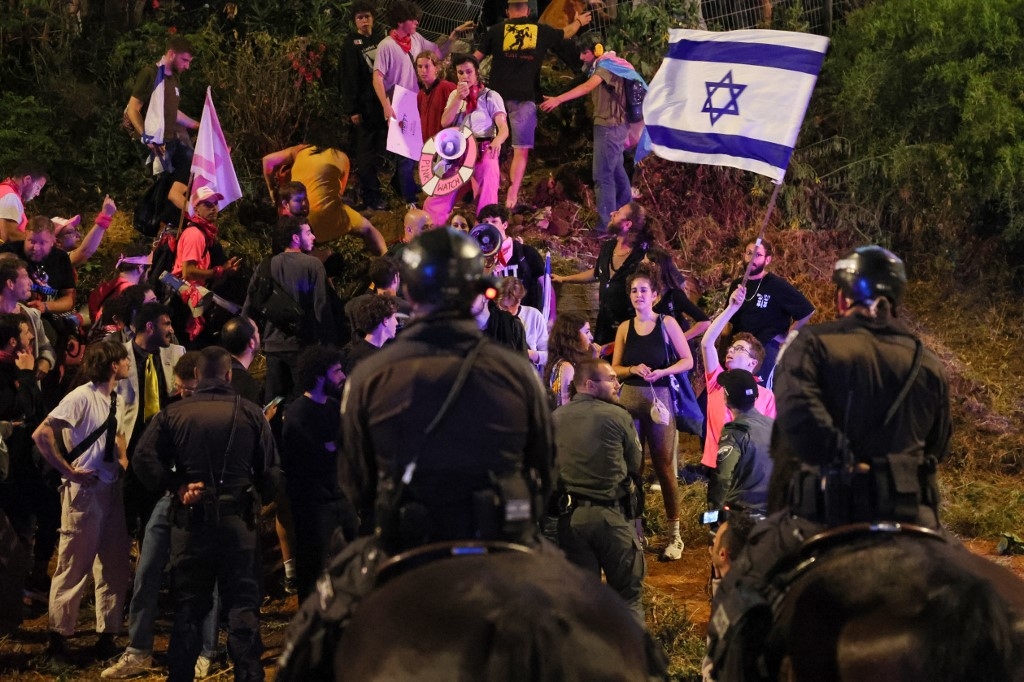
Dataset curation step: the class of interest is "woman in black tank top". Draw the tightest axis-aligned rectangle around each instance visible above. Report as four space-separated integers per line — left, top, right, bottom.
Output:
611 262 693 561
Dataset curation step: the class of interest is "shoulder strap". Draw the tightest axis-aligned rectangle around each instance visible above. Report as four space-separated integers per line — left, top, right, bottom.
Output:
659 314 678 364
882 338 923 428
398 336 488 488
64 393 117 462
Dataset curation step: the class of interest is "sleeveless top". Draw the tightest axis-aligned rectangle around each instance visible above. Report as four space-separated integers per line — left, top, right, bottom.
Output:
620 316 671 387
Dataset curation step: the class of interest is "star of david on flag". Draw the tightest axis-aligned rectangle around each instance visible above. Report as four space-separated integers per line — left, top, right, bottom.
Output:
637 29 829 182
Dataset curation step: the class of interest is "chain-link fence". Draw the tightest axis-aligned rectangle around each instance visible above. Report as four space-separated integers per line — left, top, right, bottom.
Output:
379 0 858 43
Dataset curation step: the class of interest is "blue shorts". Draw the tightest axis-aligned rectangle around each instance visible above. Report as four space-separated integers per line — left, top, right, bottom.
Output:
506 100 537 149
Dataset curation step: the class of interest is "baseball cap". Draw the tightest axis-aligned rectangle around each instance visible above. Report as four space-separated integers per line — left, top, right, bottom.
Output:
718 369 758 411
192 186 224 206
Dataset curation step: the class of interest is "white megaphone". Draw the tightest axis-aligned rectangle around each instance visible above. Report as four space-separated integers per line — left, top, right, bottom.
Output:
160 271 241 318
419 127 478 196
434 127 467 160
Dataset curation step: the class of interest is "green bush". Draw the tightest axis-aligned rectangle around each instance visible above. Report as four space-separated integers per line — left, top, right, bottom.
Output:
805 0 1024 256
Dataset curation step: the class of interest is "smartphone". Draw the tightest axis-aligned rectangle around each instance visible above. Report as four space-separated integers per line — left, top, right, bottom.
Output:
263 396 284 412
701 509 720 525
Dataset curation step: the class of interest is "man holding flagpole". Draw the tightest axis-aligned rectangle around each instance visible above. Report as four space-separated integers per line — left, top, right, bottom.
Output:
125 36 200 224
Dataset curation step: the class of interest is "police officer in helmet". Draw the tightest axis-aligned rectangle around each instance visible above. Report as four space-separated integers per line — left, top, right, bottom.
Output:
278 228 554 680
345 227 553 548
770 244 950 529
705 245 953 681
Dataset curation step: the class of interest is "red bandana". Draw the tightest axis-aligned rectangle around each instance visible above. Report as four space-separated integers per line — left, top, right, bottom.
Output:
390 29 413 53
187 213 219 248
464 84 481 114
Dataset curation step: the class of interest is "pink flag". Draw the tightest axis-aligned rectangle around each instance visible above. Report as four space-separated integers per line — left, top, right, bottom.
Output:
192 87 242 210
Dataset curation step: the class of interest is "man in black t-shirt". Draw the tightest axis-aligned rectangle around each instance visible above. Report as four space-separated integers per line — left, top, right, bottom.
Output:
282 345 355 600
474 0 591 207
0 217 77 347
341 0 388 211
726 240 814 387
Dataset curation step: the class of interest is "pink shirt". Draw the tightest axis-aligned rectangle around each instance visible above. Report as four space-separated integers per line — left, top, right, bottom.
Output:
171 226 211 285
701 365 777 468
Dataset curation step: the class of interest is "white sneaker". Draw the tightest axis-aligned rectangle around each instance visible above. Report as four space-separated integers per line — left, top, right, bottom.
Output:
101 651 155 679
194 655 212 679
661 535 684 561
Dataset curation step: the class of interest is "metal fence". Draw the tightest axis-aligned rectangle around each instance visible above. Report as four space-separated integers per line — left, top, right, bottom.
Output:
381 0 860 43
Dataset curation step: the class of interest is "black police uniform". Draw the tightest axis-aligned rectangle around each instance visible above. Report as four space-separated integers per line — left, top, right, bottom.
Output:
771 311 950 527
706 313 951 681
343 314 552 544
134 378 281 682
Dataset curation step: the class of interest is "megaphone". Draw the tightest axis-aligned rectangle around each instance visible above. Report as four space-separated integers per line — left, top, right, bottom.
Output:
469 223 503 258
160 271 242 318
434 127 467 160
418 127 478 196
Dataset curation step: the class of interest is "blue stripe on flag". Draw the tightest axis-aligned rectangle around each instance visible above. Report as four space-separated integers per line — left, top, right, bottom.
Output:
646 125 794 170
667 40 825 75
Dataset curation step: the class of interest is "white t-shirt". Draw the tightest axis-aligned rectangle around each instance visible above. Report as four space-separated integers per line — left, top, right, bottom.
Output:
446 87 507 138
49 383 126 484
0 191 24 224
516 304 549 370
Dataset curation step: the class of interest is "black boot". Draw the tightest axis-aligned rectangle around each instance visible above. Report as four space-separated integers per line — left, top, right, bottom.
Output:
47 631 71 663
93 632 118 661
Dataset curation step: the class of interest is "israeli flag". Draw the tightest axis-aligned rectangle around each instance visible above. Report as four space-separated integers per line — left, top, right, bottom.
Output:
638 29 829 182
142 64 168 148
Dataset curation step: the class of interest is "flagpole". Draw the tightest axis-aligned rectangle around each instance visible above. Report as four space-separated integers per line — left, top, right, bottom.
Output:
740 180 783 289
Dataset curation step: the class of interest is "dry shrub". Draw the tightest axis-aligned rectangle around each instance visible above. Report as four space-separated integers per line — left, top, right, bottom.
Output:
645 587 706 680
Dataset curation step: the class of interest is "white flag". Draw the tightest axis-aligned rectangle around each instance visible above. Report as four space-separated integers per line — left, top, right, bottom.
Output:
638 29 829 181
192 87 243 210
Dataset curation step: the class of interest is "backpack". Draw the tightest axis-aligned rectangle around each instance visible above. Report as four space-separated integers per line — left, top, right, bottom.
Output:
625 78 646 124
148 231 178 291
249 256 308 338
133 172 175 237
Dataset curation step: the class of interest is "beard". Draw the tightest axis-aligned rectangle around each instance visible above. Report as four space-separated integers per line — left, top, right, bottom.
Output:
747 262 765 278
324 380 343 399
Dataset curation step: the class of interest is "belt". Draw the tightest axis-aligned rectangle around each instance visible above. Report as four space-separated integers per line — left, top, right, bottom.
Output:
569 493 619 508
476 137 495 144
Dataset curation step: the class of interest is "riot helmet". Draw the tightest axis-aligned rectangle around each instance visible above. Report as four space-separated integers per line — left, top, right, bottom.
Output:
832 245 906 307
401 227 485 310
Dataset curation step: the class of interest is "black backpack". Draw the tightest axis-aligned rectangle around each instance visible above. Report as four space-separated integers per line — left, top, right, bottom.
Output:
250 256 308 338
625 78 646 124
147 231 178 291
133 173 175 237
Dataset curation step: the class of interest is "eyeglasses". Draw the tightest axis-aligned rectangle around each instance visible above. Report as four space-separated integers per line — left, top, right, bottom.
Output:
727 344 753 356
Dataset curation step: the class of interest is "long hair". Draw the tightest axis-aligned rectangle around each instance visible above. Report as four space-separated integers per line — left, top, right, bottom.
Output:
645 247 687 292
544 311 592 386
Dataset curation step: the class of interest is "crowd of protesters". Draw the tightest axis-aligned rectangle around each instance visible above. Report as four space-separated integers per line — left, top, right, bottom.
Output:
0 2 826 680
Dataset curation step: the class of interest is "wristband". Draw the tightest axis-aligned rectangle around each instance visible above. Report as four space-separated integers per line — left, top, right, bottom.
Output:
213 265 225 278
94 213 113 229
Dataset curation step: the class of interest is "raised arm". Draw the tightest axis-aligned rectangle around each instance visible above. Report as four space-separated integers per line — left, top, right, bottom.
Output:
702 285 745 376
262 145 303 203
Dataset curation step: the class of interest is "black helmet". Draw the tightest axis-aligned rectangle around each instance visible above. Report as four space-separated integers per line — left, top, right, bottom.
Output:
401 227 485 309
832 245 906 306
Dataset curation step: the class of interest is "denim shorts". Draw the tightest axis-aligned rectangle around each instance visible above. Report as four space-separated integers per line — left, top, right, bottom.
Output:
506 100 537 148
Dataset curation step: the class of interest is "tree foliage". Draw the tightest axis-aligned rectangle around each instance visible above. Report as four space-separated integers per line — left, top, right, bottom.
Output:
806 0 1024 262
